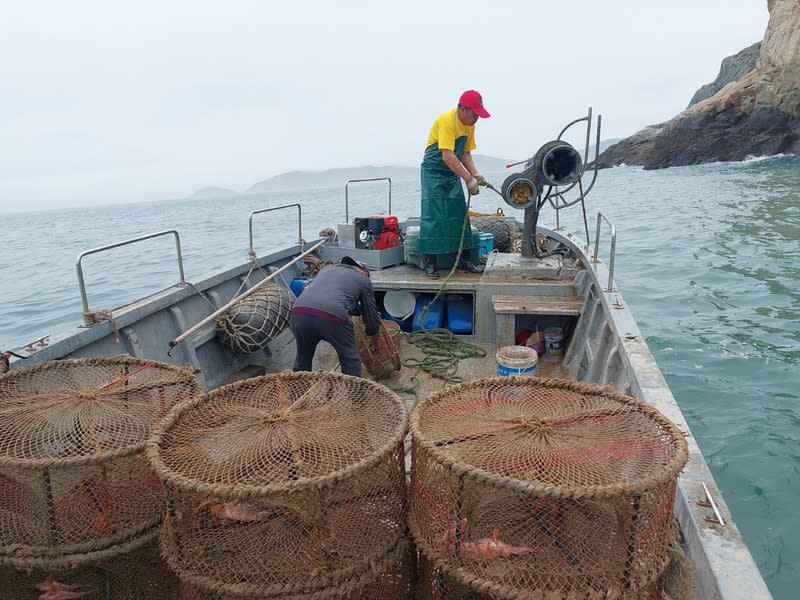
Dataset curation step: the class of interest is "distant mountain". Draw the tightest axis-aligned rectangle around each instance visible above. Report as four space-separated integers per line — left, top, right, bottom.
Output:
196 146 620 197
247 165 419 193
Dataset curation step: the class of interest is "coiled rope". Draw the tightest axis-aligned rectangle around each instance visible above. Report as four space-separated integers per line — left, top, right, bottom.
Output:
395 184 501 392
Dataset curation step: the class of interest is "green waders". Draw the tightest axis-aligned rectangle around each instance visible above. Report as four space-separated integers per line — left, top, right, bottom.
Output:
418 137 473 258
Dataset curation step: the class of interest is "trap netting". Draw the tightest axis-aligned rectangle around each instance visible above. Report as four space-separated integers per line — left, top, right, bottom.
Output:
353 318 402 380
148 371 409 598
408 377 690 600
413 546 695 600
177 537 415 600
216 284 294 354
0 528 180 599
0 356 201 569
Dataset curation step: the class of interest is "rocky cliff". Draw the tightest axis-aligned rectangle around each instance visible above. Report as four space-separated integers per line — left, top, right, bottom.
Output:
597 0 800 169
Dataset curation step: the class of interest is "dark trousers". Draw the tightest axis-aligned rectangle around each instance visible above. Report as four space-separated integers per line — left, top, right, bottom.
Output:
291 313 362 376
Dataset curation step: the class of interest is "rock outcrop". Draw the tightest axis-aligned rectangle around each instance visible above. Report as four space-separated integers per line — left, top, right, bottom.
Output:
597 0 800 169
687 43 760 107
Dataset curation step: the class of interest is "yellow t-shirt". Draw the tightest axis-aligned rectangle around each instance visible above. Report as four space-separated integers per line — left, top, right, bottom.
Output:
425 108 476 153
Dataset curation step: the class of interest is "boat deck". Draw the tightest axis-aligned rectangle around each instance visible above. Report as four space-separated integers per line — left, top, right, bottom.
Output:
233 252 575 414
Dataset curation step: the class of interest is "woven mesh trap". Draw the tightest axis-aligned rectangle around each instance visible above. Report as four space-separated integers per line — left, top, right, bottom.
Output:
216 284 294 354
0 357 201 569
178 537 415 600
0 528 179 599
408 377 690 599
353 318 402 380
148 371 409 597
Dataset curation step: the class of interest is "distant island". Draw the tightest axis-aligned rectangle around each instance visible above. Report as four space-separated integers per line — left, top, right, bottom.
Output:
189 148 622 197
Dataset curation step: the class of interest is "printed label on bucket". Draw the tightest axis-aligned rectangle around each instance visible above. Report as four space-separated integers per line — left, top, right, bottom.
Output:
544 327 564 355
497 362 537 377
496 345 538 377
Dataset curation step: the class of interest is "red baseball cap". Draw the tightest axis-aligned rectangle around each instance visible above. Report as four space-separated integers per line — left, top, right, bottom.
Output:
459 90 490 118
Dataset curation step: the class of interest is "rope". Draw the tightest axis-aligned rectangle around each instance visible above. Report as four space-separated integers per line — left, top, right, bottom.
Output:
398 185 488 388
403 328 486 385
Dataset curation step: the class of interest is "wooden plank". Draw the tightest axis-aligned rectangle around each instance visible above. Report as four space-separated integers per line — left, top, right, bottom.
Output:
491 294 584 315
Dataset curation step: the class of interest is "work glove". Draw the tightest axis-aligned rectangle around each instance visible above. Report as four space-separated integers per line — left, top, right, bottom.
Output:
474 173 488 186
466 177 480 195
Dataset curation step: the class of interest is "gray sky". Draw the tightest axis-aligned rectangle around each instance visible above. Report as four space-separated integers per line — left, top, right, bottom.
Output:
0 1 769 213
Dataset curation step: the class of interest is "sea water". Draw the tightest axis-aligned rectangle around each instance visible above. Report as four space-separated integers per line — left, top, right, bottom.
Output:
1 156 799 599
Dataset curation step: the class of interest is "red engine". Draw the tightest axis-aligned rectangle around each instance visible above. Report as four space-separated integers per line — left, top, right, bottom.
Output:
353 215 401 250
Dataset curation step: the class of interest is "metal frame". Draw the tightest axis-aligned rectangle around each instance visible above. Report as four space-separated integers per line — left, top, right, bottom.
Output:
344 177 392 222
76 230 185 317
249 204 303 259
593 212 617 292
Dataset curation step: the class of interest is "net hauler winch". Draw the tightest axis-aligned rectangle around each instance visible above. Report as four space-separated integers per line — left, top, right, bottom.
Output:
500 108 602 257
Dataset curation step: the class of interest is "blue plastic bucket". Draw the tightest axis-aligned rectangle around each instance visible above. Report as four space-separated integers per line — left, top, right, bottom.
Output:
412 295 445 330
290 278 312 297
446 296 473 334
496 345 538 376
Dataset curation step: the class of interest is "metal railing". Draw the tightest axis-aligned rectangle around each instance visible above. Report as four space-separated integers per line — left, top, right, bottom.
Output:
592 212 617 292
76 229 186 319
248 204 303 259
344 177 392 222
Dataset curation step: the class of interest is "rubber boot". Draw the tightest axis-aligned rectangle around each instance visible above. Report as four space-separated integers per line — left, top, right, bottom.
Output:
458 253 483 274
424 254 440 279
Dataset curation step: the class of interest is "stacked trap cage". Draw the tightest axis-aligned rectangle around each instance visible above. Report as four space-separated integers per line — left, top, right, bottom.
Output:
408 377 692 600
147 371 411 599
353 317 402 380
0 356 200 598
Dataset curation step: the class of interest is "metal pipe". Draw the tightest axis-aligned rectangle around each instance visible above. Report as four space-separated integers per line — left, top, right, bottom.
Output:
168 239 326 350
248 204 303 259
593 212 616 292
344 177 392 222
76 230 185 317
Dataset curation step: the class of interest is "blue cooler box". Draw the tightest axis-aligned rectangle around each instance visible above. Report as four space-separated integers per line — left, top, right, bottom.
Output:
446 296 473 334
412 295 445 330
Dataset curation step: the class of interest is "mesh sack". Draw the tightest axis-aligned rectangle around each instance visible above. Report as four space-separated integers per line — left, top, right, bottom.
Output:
217 284 294 354
178 537 415 600
353 318 402 379
408 377 690 599
0 527 179 599
148 371 409 598
0 357 201 569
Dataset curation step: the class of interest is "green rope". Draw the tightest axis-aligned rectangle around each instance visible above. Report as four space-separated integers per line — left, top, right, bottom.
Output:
392 181 500 394
405 189 488 386
403 328 486 384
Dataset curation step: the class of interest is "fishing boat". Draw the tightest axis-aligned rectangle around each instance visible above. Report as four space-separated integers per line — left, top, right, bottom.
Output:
1 110 772 599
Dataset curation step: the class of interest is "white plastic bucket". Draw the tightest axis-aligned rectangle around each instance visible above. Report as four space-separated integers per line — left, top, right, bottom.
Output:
544 327 564 355
384 290 416 320
496 345 538 376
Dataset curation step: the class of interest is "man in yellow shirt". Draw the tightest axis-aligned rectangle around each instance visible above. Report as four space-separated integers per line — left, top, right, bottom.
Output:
418 90 490 278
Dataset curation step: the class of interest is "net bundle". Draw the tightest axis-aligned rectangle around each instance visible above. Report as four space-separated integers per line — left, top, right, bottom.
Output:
0 356 201 569
0 528 179 599
408 377 690 600
216 283 294 354
353 318 402 379
148 371 409 598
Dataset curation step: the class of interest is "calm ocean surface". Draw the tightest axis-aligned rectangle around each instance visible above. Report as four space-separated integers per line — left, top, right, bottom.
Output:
1 156 798 598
